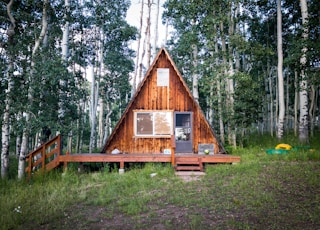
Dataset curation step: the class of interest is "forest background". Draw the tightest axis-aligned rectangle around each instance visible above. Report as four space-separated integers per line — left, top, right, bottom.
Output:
0 0 319 179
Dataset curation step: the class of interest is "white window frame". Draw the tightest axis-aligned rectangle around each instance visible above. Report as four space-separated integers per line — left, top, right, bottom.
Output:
134 110 173 138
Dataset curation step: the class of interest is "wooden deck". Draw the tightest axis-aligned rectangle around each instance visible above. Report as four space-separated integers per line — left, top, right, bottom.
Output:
59 153 240 173
59 153 240 164
24 135 241 177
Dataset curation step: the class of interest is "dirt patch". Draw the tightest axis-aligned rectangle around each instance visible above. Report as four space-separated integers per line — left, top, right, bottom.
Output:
175 171 206 182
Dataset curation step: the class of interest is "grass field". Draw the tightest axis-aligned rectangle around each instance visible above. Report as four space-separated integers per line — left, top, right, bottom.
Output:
1 133 320 229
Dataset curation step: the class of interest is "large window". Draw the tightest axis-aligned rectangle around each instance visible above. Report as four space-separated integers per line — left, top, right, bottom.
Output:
134 110 173 137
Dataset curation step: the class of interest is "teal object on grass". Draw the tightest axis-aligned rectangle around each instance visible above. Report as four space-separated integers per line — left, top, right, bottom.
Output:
266 149 289 154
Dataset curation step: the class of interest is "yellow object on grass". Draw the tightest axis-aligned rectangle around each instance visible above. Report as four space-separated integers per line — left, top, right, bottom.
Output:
275 143 292 150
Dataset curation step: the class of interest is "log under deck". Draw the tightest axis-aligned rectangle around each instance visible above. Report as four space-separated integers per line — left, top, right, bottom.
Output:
59 153 240 168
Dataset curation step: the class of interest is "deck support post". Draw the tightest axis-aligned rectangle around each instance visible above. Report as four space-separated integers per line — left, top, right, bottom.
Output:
119 161 125 174
171 135 176 166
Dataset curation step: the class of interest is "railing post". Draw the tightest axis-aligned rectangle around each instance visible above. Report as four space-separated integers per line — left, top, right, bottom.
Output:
28 155 32 178
171 135 176 166
42 144 46 173
57 134 61 157
64 150 69 171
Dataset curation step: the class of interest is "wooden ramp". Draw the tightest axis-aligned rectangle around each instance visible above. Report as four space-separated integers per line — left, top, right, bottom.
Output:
25 135 241 177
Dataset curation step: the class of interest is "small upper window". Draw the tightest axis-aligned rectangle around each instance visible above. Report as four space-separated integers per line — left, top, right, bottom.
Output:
157 68 169 87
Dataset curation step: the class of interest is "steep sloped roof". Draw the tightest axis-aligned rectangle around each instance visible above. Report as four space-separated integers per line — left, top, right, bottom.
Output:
102 47 225 154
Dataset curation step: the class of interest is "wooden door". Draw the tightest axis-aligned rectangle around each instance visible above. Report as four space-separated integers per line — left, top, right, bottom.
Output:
174 112 193 153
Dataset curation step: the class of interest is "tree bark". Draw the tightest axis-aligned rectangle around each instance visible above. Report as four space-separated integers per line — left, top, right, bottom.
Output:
89 67 99 153
1 66 12 179
132 0 144 95
18 0 48 179
103 96 113 145
276 0 285 140
1 0 16 179
227 4 236 147
298 0 309 143
192 44 199 102
58 0 70 120
214 23 225 144
146 0 152 67
267 62 274 136
309 85 315 136
152 0 160 59
294 70 299 136
98 98 104 148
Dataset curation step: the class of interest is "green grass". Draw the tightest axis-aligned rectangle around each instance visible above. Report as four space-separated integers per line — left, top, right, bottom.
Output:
1 132 320 229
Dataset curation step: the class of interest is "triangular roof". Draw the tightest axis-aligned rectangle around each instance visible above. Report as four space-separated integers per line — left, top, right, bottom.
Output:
102 47 225 154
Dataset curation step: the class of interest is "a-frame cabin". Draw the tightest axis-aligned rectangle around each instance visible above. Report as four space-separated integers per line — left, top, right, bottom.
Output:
24 48 240 176
102 48 225 156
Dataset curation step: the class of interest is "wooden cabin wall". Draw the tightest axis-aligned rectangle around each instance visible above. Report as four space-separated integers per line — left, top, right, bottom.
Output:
104 51 221 154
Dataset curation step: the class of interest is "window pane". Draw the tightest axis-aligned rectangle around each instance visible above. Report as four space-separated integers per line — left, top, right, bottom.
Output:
136 113 153 135
175 128 191 141
154 112 171 135
176 114 191 127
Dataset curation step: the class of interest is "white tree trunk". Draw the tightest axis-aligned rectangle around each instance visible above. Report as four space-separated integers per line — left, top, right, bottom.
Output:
61 0 69 61
98 97 104 148
214 23 225 144
152 0 160 59
309 85 315 136
1 0 16 179
1 68 12 179
192 44 199 102
217 78 225 144
146 0 152 67
18 113 29 179
58 0 70 120
89 67 99 153
226 4 236 147
267 62 274 136
103 100 113 145
89 26 103 153
276 0 285 139
298 0 309 143
294 70 299 136
163 18 169 46
18 0 48 179
208 86 214 125
132 0 144 95
16 135 21 158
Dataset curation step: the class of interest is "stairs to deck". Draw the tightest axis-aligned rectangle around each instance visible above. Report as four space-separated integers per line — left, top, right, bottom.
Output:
174 156 203 172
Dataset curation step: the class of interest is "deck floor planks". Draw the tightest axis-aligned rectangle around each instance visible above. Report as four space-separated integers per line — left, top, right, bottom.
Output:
59 153 240 164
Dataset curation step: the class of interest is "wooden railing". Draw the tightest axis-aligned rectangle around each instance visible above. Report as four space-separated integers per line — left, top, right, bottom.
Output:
25 135 61 177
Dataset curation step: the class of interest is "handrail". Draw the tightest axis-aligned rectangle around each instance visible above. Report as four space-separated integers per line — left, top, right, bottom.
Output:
25 134 61 177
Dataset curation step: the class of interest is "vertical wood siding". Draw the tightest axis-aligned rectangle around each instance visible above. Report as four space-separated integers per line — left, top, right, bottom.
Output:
103 50 221 154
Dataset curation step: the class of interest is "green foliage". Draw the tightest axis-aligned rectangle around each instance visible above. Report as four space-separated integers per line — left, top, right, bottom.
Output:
234 72 263 126
163 0 320 145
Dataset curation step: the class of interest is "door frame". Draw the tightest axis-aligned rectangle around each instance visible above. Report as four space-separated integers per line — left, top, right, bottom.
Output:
174 112 193 153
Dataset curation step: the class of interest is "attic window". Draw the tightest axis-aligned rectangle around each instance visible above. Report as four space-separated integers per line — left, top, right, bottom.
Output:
134 110 173 137
157 68 169 86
